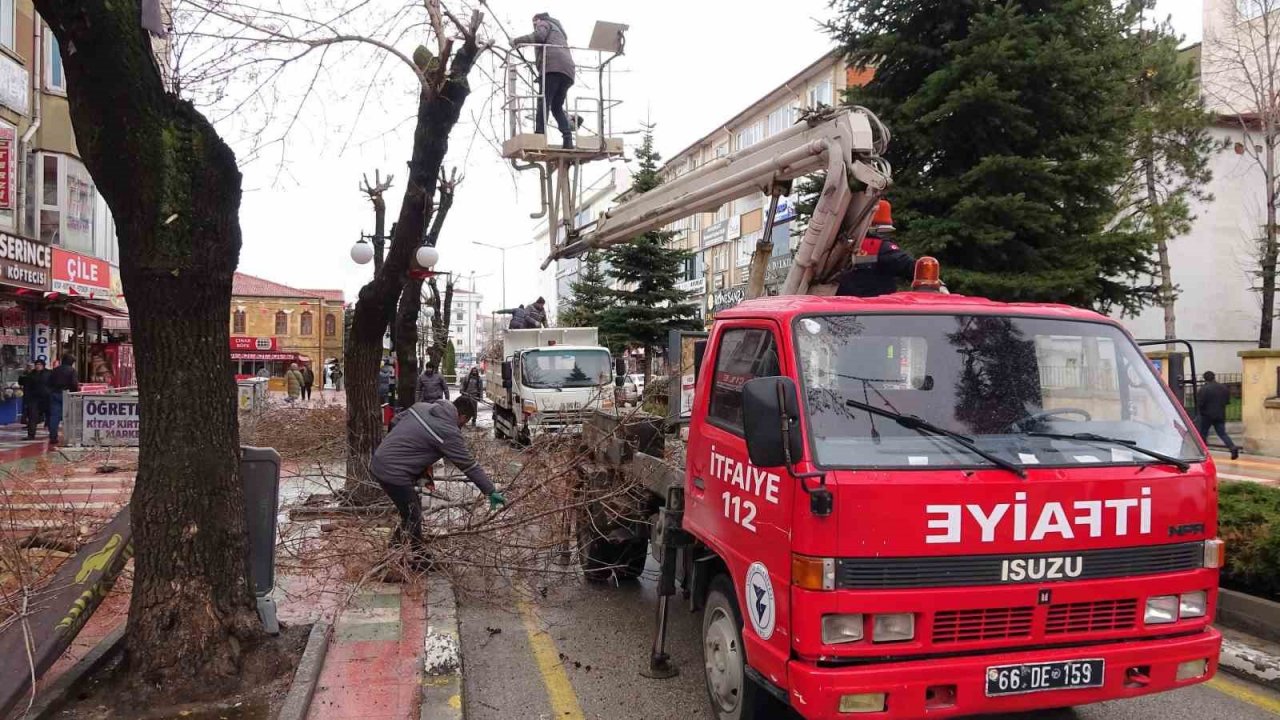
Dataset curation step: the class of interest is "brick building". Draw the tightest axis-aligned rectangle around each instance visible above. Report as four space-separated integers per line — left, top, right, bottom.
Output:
229 272 344 381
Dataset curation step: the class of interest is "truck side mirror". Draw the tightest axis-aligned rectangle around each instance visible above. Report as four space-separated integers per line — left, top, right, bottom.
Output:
615 357 627 388
742 376 805 468
501 361 513 389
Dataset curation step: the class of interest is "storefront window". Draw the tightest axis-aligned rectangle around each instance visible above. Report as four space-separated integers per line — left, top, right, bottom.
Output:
0 301 28 384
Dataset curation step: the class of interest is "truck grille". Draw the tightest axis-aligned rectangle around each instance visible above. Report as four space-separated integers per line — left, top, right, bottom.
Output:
932 606 1034 644
1045 598 1138 635
836 542 1204 589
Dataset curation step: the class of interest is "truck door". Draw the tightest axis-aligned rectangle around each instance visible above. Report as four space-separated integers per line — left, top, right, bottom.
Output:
686 320 794 688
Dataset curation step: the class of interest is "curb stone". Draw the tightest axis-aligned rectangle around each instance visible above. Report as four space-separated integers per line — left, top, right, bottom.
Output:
1218 627 1280 693
277 621 331 720
24 623 126 720
422 575 464 720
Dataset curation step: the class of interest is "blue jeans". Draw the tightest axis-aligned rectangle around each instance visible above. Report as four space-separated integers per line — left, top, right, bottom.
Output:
49 392 64 441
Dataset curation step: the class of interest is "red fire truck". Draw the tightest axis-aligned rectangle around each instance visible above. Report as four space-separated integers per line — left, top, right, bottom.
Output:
550 107 1221 718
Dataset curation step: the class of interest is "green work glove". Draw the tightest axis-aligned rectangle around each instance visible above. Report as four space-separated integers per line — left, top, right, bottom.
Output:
488 491 507 509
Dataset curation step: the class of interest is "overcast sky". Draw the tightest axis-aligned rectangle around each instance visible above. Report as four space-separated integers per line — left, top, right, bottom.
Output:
225 0 1203 315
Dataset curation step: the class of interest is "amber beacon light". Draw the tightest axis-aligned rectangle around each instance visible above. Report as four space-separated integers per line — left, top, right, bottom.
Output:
912 256 942 291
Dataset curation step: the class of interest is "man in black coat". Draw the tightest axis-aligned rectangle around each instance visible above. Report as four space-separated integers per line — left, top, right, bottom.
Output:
1196 371 1239 460
20 361 50 440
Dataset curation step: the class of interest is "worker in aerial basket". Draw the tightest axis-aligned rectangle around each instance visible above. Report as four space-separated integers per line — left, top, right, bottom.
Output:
835 199 916 298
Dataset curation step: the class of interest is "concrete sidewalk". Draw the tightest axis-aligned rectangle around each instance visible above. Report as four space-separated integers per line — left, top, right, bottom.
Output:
1212 450 1280 486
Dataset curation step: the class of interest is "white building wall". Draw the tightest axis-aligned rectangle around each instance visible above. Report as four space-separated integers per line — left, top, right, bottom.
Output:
1118 125 1262 372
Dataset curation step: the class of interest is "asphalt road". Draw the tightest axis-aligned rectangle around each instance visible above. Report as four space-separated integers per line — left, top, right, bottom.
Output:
456 557 1280 720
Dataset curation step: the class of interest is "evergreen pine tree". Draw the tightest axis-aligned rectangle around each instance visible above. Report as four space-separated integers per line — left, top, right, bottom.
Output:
830 0 1153 312
558 251 611 327
600 125 700 380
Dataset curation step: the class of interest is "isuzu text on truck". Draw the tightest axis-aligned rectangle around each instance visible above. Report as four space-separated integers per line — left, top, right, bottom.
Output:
543 107 1221 719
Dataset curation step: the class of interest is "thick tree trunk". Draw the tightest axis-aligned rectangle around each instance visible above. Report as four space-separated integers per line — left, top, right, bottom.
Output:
38 0 262 693
395 279 424 410
343 18 481 498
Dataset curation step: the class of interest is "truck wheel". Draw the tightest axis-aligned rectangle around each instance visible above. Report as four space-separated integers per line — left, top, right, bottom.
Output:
615 539 649 580
703 576 772 720
578 530 618 583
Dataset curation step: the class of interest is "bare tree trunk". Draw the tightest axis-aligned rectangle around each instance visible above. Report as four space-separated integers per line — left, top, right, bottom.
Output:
38 0 263 693
395 279 425 410
1145 154 1177 341
1263 139 1278 349
393 177 456 409
343 13 482 500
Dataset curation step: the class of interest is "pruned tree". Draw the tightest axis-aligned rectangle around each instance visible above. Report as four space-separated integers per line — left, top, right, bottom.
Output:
395 169 460 410
35 0 264 695
1203 0 1280 347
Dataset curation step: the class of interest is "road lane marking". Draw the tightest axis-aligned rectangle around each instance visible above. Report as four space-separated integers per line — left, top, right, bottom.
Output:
518 600 585 720
1208 675 1280 715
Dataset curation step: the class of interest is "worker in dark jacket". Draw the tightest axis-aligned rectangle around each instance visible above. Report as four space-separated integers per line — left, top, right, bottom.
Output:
1196 371 1239 460
526 297 549 328
507 304 532 330
20 361 50 440
417 361 450 403
836 200 915 298
513 13 576 149
48 355 79 445
371 396 505 564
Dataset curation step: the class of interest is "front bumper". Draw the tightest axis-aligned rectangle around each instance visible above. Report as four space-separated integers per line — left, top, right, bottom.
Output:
786 627 1220 719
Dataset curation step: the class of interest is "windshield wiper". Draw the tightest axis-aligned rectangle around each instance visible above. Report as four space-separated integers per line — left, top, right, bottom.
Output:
845 399 1027 478
1023 432 1190 473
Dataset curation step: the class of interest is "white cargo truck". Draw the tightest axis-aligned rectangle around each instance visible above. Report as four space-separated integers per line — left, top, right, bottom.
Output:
486 327 616 443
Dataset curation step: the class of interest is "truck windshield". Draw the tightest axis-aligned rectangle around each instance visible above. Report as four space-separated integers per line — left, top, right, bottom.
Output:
794 314 1203 470
522 349 612 389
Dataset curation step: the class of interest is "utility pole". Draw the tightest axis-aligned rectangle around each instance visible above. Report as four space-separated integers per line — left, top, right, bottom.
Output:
473 239 538 309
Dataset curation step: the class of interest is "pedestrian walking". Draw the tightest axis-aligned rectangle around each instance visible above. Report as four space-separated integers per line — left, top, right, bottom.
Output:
417 361 450 403
370 396 505 570
20 361 50 441
301 363 315 401
378 360 394 406
460 367 484 426
513 13 576 149
48 355 79 445
285 362 304 403
332 363 345 392
1196 371 1240 460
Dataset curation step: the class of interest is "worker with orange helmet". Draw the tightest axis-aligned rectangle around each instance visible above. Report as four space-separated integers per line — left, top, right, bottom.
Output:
835 199 916 298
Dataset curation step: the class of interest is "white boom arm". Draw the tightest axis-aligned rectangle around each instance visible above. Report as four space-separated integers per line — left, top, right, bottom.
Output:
544 107 893 295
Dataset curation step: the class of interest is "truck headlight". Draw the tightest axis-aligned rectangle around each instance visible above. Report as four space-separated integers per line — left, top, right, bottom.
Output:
1180 591 1208 619
872 613 915 643
1144 595 1179 624
821 614 863 645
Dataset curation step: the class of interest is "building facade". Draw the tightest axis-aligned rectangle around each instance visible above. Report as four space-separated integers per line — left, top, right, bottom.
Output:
1112 1 1275 373
230 273 344 381
0 2 148 416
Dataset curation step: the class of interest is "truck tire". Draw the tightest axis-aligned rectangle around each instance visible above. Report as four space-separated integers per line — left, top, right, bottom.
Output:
616 538 649 579
702 575 774 720
577 524 619 583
